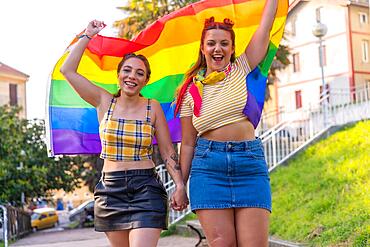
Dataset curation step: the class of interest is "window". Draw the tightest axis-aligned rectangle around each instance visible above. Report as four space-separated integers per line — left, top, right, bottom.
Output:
316 7 323 23
359 12 368 24
290 16 297 36
318 45 327 67
292 53 300 72
362 40 369 63
295 90 302 109
9 84 18 106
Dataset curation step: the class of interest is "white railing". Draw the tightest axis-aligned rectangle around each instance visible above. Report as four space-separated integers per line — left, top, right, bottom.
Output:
257 107 286 134
162 85 370 225
155 165 191 225
0 205 8 247
261 85 370 171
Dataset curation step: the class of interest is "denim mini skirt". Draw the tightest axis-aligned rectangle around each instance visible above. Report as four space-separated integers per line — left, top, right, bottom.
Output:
94 168 168 232
189 137 271 212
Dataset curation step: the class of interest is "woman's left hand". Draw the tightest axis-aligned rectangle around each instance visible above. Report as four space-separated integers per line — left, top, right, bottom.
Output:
170 185 189 211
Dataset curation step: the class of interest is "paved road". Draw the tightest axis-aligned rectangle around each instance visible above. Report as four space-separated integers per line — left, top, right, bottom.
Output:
10 227 199 247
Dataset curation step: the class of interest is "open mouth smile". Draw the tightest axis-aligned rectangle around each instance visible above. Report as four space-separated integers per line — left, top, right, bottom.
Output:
124 81 138 88
212 54 224 62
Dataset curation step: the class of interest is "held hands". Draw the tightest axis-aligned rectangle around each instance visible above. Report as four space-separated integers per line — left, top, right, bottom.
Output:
170 184 189 211
84 20 106 38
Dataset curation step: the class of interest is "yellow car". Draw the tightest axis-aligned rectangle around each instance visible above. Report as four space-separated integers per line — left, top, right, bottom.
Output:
31 208 59 230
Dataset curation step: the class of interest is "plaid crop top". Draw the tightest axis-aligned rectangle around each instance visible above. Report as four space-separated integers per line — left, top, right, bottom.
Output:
99 97 154 161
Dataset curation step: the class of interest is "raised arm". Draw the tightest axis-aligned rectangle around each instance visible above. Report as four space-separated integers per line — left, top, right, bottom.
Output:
152 100 188 210
245 0 278 70
60 20 110 108
179 117 197 185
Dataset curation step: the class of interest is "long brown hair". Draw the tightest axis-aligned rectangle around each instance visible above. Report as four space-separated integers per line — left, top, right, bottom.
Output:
114 53 151 97
175 17 236 99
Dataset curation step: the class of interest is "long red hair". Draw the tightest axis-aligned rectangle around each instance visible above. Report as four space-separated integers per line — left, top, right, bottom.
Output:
174 17 236 100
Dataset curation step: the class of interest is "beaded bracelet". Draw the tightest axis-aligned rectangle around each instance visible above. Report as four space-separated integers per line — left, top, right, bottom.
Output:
77 34 92 40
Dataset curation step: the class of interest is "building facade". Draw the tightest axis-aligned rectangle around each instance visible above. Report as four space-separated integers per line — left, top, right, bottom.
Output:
267 0 370 121
0 62 29 118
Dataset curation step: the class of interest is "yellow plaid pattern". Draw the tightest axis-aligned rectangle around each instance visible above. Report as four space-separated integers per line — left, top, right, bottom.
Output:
99 98 154 161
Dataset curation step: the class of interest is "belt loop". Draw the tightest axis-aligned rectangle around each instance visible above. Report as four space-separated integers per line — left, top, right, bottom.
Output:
244 141 247 151
195 136 199 147
153 167 157 176
208 139 212 150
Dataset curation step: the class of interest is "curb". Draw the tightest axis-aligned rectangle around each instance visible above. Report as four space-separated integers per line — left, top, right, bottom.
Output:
177 223 305 247
269 237 306 247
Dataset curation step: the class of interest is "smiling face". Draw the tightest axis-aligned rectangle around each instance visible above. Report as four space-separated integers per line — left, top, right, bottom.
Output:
117 57 149 96
201 29 235 76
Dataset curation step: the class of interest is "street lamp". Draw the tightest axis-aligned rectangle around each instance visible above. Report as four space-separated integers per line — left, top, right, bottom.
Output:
312 21 328 127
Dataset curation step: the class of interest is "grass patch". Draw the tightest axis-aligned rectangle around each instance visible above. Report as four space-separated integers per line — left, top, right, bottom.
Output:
160 223 177 237
67 220 80 229
0 240 14 247
65 220 94 230
270 121 370 246
160 212 197 237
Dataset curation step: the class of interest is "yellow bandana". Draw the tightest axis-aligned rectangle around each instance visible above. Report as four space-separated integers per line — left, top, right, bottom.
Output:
193 70 226 96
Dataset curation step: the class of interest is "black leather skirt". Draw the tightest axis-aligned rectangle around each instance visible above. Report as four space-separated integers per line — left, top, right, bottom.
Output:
94 168 168 232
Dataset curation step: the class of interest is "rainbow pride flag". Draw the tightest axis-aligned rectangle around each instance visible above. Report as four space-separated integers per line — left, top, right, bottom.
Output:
46 0 288 156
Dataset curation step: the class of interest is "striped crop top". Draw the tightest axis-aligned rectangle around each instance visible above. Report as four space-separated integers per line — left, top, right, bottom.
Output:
99 98 154 161
179 53 251 136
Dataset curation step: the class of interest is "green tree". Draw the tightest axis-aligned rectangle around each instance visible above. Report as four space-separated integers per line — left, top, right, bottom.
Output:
0 105 84 206
266 43 290 101
114 0 198 39
78 155 104 193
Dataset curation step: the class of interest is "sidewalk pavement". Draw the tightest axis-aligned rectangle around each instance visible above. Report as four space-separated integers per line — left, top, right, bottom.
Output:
10 227 198 247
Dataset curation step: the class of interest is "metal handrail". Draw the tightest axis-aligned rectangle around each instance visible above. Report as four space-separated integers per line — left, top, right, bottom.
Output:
162 85 370 225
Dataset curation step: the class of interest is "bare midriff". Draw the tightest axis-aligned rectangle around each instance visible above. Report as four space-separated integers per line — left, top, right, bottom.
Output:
102 159 155 172
201 119 255 141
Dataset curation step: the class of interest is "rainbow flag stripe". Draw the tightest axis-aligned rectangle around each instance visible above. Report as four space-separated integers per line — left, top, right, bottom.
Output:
46 0 288 156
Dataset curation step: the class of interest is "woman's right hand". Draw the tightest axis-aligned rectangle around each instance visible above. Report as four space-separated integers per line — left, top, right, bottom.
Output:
170 185 189 211
60 19 109 108
85 20 106 38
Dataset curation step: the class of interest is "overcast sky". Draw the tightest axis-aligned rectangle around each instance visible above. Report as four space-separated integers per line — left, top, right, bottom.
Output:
1 0 125 119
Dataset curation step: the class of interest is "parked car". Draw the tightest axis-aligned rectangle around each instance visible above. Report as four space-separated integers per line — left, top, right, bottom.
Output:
69 200 94 223
31 208 59 231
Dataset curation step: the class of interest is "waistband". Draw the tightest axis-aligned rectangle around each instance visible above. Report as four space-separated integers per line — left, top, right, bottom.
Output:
100 154 153 162
102 168 156 179
196 137 262 151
